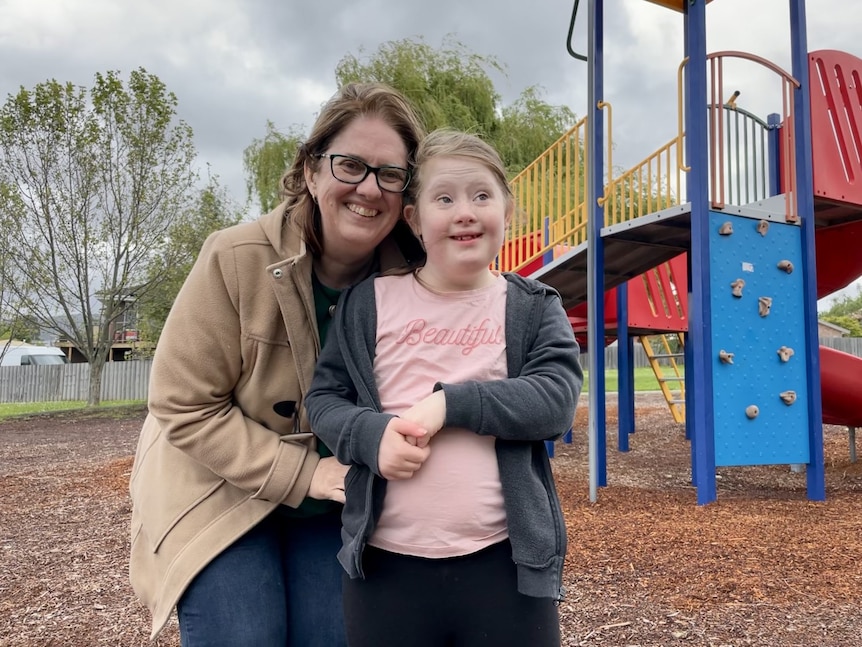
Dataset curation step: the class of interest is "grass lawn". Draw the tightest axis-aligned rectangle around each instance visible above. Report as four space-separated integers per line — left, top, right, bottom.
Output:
0 400 145 420
0 367 682 418
582 366 683 392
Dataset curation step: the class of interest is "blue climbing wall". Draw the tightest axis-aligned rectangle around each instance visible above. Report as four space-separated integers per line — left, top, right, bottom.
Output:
709 210 810 467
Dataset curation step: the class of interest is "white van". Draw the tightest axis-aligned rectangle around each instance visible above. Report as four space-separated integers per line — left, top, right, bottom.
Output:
0 342 69 367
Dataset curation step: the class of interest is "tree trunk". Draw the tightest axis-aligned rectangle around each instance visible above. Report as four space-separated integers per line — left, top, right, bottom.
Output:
87 356 104 407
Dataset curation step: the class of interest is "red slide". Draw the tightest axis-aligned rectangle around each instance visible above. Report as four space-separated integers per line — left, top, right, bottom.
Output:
816 220 862 427
820 346 862 427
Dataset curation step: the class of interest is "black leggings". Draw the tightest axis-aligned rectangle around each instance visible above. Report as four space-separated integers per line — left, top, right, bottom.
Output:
342 540 561 647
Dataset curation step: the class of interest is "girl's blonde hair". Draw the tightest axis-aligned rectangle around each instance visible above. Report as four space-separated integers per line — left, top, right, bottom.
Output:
407 129 513 211
391 129 515 277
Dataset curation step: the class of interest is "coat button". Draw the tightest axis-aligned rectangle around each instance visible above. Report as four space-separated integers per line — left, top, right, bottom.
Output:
273 268 284 279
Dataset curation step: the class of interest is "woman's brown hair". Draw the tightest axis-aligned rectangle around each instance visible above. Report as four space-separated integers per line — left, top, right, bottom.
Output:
280 83 425 257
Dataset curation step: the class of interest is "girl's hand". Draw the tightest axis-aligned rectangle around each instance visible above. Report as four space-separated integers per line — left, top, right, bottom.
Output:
401 391 446 448
378 417 430 480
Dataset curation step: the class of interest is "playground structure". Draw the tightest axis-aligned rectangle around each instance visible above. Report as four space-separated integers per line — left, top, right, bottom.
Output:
495 1 862 504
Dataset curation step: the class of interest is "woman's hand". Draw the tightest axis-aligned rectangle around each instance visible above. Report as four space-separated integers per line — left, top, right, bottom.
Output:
308 456 350 503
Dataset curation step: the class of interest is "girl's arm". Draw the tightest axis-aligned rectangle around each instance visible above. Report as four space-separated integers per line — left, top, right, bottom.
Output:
434 294 584 442
306 298 427 478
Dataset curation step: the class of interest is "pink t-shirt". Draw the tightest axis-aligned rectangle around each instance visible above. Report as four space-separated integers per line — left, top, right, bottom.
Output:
369 272 509 558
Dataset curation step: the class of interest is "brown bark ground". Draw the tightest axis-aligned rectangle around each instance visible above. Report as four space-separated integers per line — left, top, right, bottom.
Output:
1 395 860 646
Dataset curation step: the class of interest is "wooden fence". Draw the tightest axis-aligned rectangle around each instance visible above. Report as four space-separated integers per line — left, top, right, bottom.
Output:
2 338 862 403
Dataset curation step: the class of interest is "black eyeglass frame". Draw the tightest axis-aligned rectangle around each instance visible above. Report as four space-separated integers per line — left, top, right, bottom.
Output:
315 153 412 194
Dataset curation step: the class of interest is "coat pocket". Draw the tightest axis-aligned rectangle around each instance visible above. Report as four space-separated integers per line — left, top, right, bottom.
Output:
130 417 229 553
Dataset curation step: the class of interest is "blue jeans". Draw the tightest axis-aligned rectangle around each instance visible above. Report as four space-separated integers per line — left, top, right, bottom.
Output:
177 508 346 647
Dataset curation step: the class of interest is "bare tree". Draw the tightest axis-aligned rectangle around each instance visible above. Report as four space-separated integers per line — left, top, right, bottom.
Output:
0 68 197 405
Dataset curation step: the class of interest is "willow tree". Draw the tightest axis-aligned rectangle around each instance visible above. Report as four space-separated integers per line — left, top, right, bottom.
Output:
243 38 576 210
0 68 197 405
242 120 304 213
336 36 503 137
496 85 577 176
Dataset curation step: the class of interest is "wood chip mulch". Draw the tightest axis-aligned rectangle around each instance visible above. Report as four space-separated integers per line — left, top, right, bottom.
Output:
2 397 861 646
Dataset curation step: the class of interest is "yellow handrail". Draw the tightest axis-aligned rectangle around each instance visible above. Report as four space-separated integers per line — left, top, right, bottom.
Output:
677 57 690 172
503 118 684 272
596 101 613 207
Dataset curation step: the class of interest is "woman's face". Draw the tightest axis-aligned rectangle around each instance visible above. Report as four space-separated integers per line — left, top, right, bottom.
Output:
305 116 409 263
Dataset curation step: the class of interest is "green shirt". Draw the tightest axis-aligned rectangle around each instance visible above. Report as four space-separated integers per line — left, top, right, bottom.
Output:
286 272 343 517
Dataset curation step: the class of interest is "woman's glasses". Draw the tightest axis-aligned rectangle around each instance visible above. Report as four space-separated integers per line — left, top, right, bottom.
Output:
316 153 411 193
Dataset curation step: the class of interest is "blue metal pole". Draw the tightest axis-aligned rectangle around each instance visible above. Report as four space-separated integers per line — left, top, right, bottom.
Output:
543 217 554 266
767 113 781 197
684 0 717 504
789 0 825 500
587 0 607 500
617 285 635 452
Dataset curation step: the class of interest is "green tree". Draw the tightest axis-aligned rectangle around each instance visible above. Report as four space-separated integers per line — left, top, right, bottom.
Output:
136 173 244 348
820 314 862 337
0 68 197 405
821 286 862 320
242 120 303 213
242 38 577 200
336 36 502 137
0 318 41 343
496 85 577 175
0 181 23 355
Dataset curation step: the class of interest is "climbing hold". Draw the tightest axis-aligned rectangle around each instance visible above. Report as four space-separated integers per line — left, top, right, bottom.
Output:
758 296 773 317
745 405 760 419
777 260 794 273
731 278 745 298
757 220 770 236
779 390 797 405
718 349 734 364
719 222 734 235
777 346 794 362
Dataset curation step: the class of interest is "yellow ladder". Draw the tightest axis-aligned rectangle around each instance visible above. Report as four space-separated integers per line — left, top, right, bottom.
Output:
639 334 686 423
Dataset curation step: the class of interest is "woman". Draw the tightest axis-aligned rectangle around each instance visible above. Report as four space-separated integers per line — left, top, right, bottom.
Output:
129 82 425 646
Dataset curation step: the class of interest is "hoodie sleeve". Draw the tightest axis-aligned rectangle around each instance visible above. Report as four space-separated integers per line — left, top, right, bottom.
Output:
436 291 583 442
306 281 397 476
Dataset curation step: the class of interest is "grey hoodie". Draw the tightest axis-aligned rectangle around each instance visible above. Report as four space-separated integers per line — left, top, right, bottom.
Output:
306 272 583 600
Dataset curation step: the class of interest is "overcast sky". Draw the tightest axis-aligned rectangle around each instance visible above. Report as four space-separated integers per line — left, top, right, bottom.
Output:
1 0 860 308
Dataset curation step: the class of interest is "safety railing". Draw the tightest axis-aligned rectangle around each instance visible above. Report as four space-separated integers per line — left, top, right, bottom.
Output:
603 137 685 227
707 51 799 221
497 51 798 274
500 112 685 273
497 116 588 273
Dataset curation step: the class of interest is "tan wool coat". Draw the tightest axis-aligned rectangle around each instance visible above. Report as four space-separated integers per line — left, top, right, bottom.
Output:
129 203 416 639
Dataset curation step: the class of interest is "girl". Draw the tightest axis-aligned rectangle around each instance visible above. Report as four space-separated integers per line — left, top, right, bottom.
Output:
306 129 583 646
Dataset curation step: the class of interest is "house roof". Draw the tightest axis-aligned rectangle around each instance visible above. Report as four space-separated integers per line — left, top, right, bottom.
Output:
818 320 850 334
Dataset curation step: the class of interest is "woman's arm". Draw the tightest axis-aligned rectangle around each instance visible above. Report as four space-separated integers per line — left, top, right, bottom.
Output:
147 231 317 508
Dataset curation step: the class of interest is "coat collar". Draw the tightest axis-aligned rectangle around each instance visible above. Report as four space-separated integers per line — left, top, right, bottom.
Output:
259 202 304 260
259 201 424 270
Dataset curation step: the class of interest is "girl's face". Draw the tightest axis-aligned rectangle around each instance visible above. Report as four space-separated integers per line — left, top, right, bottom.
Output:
305 116 409 264
406 155 511 291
